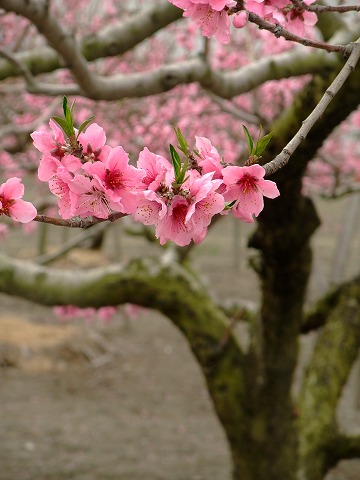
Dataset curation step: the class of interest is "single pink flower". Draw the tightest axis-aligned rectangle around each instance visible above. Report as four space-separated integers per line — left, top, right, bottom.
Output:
67 174 124 219
156 195 194 246
0 177 37 223
283 7 317 36
48 167 79 219
31 119 66 158
195 136 224 179
77 123 111 163
137 147 172 190
185 171 224 228
38 153 82 182
169 0 236 43
222 164 279 222
84 146 145 214
134 189 168 226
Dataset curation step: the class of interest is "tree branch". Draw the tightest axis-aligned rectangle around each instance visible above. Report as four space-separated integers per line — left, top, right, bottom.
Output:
325 434 360 471
301 275 360 333
247 12 351 54
0 0 182 81
298 281 360 479
263 38 360 176
1 0 359 102
0 250 257 451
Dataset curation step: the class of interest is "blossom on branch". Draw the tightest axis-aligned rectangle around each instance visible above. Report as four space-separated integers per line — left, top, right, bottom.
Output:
244 0 318 36
169 0 236 43
0 177 37 223
222 164 280 222
31 99 280 246
135 151 224 246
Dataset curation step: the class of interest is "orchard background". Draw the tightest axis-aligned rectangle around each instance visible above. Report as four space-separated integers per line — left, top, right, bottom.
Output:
0 1 360 479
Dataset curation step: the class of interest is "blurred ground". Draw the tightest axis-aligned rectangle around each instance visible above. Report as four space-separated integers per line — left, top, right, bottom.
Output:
0 196 359 480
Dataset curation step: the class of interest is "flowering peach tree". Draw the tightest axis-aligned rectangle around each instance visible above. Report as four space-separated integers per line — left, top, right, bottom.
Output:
0 1 360 479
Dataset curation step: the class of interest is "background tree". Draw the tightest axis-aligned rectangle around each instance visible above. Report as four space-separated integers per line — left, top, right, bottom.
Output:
0 1 360 479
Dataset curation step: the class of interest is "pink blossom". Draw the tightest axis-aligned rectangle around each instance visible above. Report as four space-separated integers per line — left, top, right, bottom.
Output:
222 164 280 222
156 171 224 246
38 153 82 182
67 174 124 219
77 123 111 162
244 0 318 36
245 0 288 22
31 119 66 158
48 167 78 219
134 189 168 226
169 0 236 43
184 171 224 240
0 177 37 223
283 6 317 36
195 136 224 179
137 147 172 190
83 146 145 214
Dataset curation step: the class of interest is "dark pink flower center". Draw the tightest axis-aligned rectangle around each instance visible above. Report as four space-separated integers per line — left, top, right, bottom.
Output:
0 195 14 216
237 174 257 193
289 9 304 21
105 169 123 190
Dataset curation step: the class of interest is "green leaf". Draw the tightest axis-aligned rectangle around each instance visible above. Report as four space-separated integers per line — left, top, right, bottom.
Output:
242 125 254 155
173 126 189 155
52 116 73 137
255 131 273 156
77 116 95 138
62 96 68 117
169 144 181 177
65 101 75 132
193 148 201 158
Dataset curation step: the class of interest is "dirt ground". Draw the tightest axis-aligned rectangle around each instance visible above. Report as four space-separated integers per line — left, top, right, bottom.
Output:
0 197 360 480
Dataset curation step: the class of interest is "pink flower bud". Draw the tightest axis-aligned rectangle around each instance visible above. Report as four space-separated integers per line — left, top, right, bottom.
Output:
232 11 248 29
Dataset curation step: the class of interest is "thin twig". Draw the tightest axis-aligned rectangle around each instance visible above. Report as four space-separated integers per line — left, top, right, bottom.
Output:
290 0 360 14
247 12 351 55
263 38 360 176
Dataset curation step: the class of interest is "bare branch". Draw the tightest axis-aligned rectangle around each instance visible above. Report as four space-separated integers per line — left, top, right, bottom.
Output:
263 38 360 176
290 0 360 14
0 0 182 81
205 90 260 124
34 212 126 228
247 11 351 54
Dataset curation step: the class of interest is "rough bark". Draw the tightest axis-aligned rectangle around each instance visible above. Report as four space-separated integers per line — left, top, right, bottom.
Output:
298 281 360 480
243 55 360 479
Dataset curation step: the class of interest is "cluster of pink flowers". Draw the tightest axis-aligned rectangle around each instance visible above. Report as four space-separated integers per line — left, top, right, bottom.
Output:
31 120 279 247
168 0 318 42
